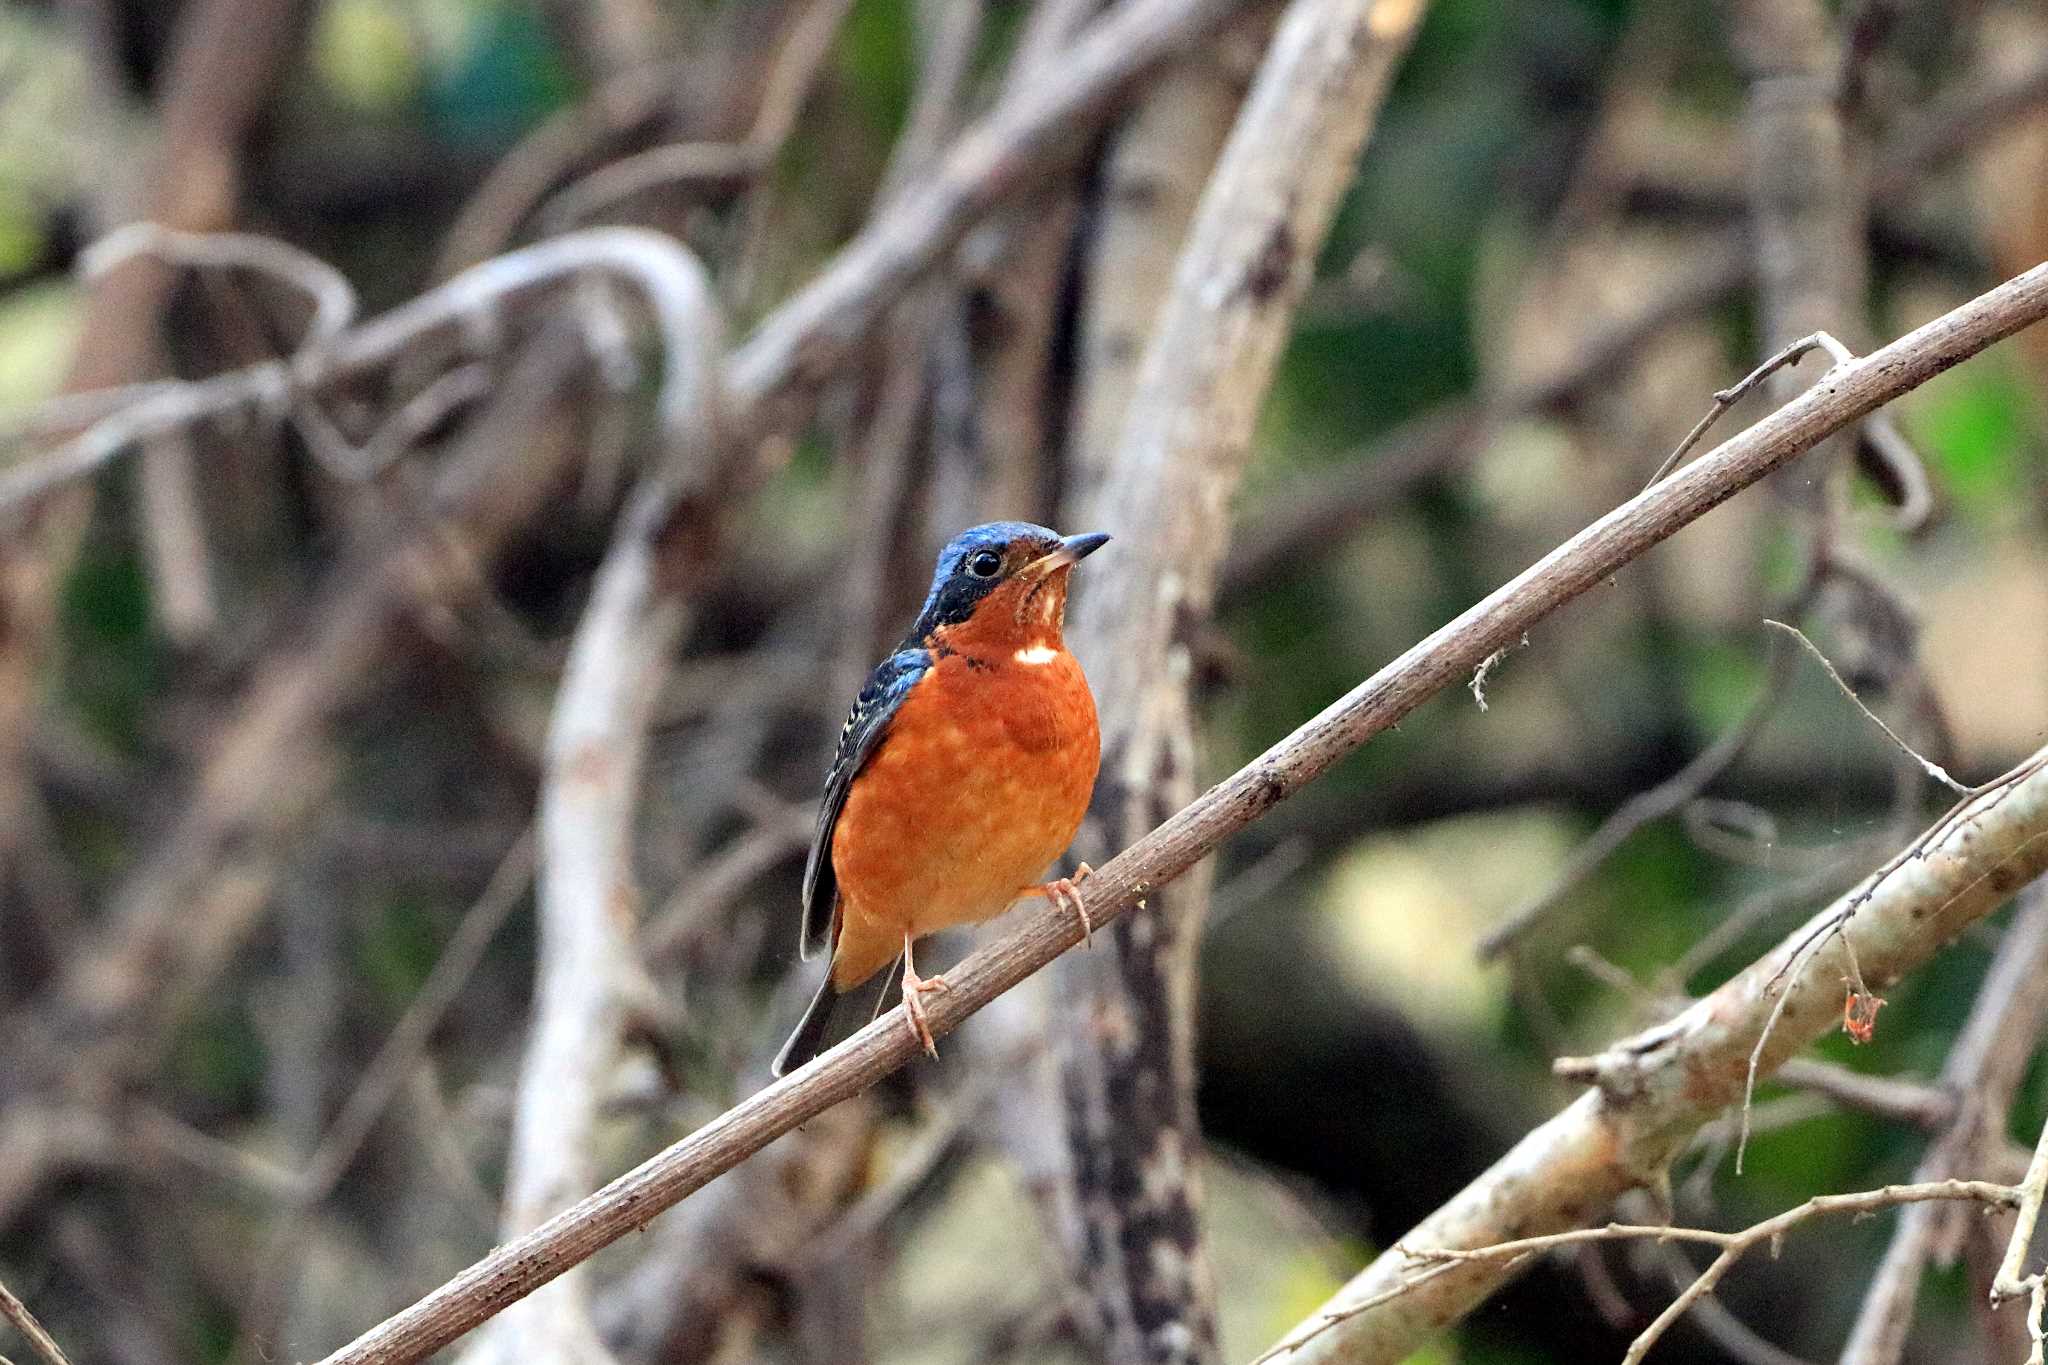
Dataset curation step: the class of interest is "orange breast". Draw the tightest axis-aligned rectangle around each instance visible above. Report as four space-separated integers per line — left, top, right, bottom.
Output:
828 648 1100 988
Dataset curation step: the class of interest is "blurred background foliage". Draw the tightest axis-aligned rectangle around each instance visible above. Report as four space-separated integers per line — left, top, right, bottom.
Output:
0 0 2045 1362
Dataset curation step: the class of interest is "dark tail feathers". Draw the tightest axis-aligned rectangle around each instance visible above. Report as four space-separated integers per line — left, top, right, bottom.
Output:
772 974 841 1076
772 962 898 1077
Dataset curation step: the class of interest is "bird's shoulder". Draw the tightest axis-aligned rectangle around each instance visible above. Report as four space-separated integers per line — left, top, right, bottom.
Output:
839 647 934 748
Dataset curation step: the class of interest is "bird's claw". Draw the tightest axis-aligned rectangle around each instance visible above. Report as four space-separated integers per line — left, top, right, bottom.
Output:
1042 862 1094 948
900 966 951 1058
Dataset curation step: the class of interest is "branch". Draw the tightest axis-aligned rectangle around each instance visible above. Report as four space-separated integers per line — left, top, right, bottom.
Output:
0 0 1251 1241
1218 239 1751 601
0 322 598 1234
1262 740 2048 1362
533 0 854 235
1 231 724 1051
1223 34 2048 602
1771 1056 1951 1132
0 0 305 926
83 222 359 344
0 227 726 514
1479 632 1798 960
0 1275 74 1365
295 829 537 1203
1256 1181 2020 1365
4 0 1252 510
312 260 2048 1365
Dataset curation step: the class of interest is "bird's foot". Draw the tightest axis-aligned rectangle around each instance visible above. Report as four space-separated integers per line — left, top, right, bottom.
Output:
900 961 951 1058
1035 862 1094 948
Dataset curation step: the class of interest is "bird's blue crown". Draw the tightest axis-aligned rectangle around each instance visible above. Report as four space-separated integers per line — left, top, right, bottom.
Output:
908 521 1064 641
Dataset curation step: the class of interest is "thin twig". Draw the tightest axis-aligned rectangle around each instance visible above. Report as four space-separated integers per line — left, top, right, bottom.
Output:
1841 884 2048 1365
538 143 765 233
1647 1242 1815 1365
1662 852 1868 988
724 0 1260 428
294 363 496 483
0 1276 74 1365
642 810 811 963
1856 414 1936 534
1277 733 2048 1362
1763 619 1971 794
297 829 535 1201
1735 917 1844 1171
1642 330 1856 488
1771 1058 1952 1131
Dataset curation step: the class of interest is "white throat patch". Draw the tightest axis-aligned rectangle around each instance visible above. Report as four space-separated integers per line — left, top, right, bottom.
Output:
1013 643 1058 666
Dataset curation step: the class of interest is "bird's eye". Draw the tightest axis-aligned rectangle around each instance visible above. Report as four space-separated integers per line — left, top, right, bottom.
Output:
966 549 1002 578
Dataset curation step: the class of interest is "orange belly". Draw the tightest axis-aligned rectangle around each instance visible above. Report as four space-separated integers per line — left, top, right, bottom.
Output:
828 649 1099 988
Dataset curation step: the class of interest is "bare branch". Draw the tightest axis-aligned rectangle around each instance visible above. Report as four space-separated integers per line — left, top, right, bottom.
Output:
0 1276 74 1365
1266 735 2048 1362
1763 619 1971 794
1436 1181 2013 1365
296 830 536 1202
82 221 358 344
459 483 710 1365
1294 1181 2020 1365
0 227 726 515
312 259 2048 1365
434 60 685 276
1642 330 1856 489
1257 1181 2020 1365
1771 1057 1952 1132
1871 50 2048 200
537 0 854 235
1842 884 2048 1365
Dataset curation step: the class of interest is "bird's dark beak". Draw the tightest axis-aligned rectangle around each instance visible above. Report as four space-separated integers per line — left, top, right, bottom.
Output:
1024 532 1110 576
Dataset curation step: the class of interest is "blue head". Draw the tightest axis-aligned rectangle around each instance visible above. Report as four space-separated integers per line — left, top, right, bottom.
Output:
907 521 1111 645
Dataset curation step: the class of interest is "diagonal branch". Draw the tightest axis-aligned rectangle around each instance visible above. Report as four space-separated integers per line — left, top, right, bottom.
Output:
0 1274 75 1365
310 261 2048 1365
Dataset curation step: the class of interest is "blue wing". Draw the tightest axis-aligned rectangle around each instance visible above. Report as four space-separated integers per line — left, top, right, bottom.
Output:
800 648 932 959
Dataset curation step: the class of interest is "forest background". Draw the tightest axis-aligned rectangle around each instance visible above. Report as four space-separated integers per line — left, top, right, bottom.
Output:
1 1 2047 1363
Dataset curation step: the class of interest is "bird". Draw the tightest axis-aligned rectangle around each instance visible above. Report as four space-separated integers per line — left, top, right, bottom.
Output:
772 521 1109 1077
